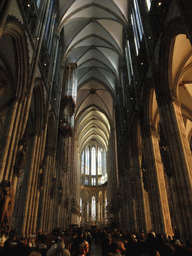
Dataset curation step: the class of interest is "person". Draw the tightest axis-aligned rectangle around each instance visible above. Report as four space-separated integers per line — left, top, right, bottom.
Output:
101 235 112 256
46 238 71 256
0 232 8 247
46 240 57 256
73 241 89 256
57 238 71 256
0 181 12 225
71 231 85 254
117 241 126 255
106 241 123 256
29 252 42 256
85 232 92 252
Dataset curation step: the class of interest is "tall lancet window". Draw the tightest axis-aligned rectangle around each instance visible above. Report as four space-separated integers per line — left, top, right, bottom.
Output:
36 0 41 8
80 198 82 213
91 146 96 175
85 147 90 175
81 150 85 174
92 196 96 221
98 148 102 175
146 0 152 11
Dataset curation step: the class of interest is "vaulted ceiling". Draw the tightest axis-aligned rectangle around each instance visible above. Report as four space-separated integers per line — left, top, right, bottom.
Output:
59 0 128 152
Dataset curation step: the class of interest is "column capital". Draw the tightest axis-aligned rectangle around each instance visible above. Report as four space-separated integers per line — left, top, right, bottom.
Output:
142 124 159 138
170 95 181 107
157 90 181 108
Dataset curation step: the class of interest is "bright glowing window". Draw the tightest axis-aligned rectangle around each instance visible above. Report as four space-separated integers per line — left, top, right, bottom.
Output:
91 178 96 186
80 145 107 186
36 0 41 8
92 196 96 221
134 0 144 41
81 150 85 174
125 40 133 85
146 0 152 11
98 148 102 175
131 12 139 55
131 0 144 56
45 0 54 40
85 177 88 186
91 147 96 175
85 147 90 175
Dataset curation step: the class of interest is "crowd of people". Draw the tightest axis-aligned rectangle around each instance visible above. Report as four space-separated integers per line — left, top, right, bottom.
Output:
0 225 192 256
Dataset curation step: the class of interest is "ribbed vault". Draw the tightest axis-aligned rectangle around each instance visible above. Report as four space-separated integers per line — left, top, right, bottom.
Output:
59 0 128 151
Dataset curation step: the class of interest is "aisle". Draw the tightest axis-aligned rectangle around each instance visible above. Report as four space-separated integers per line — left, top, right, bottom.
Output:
89 241 102 256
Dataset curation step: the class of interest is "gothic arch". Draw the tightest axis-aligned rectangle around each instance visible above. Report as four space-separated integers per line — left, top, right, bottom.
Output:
0 19 30 183
158 18 187 97
159 18 192 151
30 78 46 134
3 19 29 98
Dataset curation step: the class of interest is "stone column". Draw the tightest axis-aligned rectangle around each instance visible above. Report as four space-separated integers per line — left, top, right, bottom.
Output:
14 134 38 237
31 131 46 235
102 199 105 225
142 127 173 236
159 97 192 240
131 156 147 233
89 200 91 224
0 0 11 37
0 99 19 182
24 134 41 236
151 132 173 236
4 102 22 180
38 154 49 233
85 202 87 223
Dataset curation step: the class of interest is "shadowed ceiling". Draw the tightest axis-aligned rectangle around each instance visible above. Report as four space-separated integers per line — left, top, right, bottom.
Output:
59 0 128 152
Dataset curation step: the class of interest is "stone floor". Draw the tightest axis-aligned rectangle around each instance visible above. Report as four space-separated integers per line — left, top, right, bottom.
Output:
89 241 102 256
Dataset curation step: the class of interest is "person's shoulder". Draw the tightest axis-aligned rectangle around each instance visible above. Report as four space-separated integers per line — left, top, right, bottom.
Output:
63 248 71 256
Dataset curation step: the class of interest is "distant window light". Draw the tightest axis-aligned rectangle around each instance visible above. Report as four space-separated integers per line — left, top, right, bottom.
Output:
85 177 89 186
85 147 90 175
146 0 152 11
91 146 96 175
36 0 41 8
133 0 144 41
125 40 134 85
91 178 96 186
81 150 85 174
45 0 53 40
98 148 102 175
131 13 139 55
131 0 144 56
92 196 96 221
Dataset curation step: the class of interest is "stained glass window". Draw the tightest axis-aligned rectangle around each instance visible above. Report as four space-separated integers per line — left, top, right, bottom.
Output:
146 0 152 11
98 148 102 175
91 146 96 175
85 147 90 175
91 178 96 186
36 0 41 8
131 0 144 56
81 150 85 174
92 196 96 221
85 177 88 186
